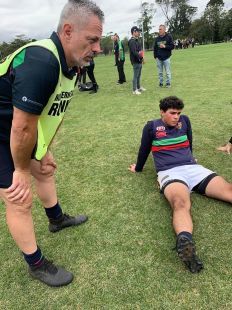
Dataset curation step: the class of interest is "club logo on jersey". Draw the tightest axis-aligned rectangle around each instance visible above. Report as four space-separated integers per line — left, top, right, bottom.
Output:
156 131 167 138
176 122 182 129
156 126 166 138
156 126 166 131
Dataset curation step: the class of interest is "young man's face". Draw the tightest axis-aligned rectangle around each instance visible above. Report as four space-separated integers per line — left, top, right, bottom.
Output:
160 109 182 127
133 30 140 38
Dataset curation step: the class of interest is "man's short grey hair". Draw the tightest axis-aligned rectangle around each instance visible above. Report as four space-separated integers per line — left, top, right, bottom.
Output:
57 0 104 32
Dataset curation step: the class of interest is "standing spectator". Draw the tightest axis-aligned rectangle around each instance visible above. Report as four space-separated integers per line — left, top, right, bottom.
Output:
0 0 104 287
153 25 174 88
113 33 126 84
128 26 146 95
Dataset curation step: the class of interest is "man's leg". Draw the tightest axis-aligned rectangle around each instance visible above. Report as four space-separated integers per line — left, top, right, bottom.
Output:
205 176 232 203
164 182 192 234
137 63 142 90
163 58 171 86
156 58 163 86
132 64 139 91
0 189 73 286
163 182 203 273
30 153 88 233
0 189 37 254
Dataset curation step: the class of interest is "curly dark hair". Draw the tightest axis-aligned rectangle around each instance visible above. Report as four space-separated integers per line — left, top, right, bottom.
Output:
159 96 184 112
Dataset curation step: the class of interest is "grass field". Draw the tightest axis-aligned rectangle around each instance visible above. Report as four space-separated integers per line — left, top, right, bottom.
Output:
0 42 232 309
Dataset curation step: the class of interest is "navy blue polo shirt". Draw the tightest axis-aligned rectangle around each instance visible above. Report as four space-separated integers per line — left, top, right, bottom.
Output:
0 32 77 142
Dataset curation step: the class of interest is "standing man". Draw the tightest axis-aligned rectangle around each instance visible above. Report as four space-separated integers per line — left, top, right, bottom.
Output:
0 0 104 287
113 33 126 84
129 96 232 273
153 25 174 87
128 26 146 95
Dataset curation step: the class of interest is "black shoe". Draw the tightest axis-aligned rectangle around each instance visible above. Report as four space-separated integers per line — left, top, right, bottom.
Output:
117 81 124 84
49 213 88 233
159 83 163 87
89 83 98 94
176 236 203 273
29 259 73 287
166 83 171 88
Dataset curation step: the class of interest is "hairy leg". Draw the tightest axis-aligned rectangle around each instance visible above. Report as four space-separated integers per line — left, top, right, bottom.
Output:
0 188 37 254
30 153 58 208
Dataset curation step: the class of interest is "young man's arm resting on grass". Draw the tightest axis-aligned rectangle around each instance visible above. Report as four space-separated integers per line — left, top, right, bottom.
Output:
129 121 153 172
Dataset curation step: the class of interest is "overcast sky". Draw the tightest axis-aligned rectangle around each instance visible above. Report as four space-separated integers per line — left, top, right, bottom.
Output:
0 0 231 43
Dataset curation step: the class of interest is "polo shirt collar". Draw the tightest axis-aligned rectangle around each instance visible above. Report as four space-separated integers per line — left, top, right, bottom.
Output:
50 32 77 79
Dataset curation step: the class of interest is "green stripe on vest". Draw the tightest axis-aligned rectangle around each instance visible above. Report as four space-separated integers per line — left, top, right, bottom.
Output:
152 135 187 146
0 39 76 160
13 49 26 68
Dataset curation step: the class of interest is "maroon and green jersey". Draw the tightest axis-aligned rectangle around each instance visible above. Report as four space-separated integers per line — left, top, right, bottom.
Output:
135 115 197 173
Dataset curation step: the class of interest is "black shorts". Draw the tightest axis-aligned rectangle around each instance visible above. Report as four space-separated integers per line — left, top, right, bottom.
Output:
0 142 14 188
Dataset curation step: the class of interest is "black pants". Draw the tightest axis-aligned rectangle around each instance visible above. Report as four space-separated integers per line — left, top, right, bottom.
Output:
117 60 126 83
86 63 97 85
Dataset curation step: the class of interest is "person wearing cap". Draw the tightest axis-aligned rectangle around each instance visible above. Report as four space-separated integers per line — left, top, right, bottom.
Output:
153 24 174 88
217 137 232 154
113 33 126 84
128 26 146 95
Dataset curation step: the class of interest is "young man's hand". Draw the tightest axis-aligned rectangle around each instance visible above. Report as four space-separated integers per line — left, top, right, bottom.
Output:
217 143 232 154
128 164 136 172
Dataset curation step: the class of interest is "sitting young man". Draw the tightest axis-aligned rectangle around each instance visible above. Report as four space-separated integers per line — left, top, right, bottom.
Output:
129 96 232 273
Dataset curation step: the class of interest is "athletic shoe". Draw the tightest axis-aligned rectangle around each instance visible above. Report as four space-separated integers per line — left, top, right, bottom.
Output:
132 90 141 95
49 213 88 233
166 83 171 88
159 83 163 87
176 236 204 273
139 87 146 92
29 259 74 287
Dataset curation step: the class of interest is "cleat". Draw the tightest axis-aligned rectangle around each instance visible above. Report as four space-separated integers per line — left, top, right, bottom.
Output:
49 213 88 233
29 259 73 287
176 236 203 273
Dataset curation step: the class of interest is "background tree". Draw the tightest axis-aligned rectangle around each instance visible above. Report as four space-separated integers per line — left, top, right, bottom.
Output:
0 35 34 58
220 9 232 40
155 0 197 39
137 2 156 49
203 0 225 42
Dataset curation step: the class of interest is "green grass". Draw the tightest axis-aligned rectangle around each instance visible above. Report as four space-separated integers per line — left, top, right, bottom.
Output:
0 43 232 309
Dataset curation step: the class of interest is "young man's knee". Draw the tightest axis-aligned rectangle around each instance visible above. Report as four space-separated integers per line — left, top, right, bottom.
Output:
171 196 190 211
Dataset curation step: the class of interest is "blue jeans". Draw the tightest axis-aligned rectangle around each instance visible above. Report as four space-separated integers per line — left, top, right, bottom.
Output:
132 63 142 91
156 58 171 85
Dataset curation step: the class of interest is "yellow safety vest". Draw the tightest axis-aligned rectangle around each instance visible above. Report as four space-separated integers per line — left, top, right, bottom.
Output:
0 39 76 160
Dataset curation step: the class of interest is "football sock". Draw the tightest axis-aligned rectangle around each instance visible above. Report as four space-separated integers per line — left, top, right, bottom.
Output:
45 202 63 220
177 231 193 241
23 247 44 267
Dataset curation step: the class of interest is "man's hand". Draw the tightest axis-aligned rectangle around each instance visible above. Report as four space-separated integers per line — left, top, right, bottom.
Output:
217 143 232 155
6 170 32 203
40 151 57 175
128 164 136 173
160 43 165 48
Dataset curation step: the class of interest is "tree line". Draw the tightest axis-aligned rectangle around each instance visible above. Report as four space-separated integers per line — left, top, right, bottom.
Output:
0 0 231 58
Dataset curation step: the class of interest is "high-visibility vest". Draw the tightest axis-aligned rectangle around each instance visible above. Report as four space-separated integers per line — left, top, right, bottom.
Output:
0 39 76 160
